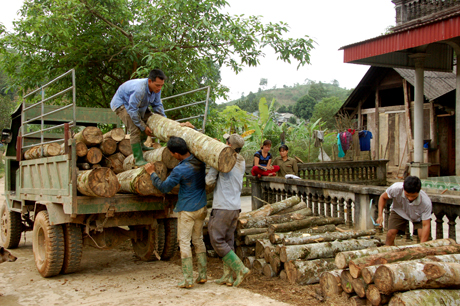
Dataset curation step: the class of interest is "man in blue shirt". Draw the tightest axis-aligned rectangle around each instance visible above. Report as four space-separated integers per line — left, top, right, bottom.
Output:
110 69 166 166
145 136 207 289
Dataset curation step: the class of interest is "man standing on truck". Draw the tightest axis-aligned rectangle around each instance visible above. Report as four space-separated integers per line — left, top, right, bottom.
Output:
145 136 207 289
110 69 166 166
205 133 250 287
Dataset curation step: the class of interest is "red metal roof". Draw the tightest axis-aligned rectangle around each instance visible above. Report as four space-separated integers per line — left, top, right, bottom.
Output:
341 14 460 63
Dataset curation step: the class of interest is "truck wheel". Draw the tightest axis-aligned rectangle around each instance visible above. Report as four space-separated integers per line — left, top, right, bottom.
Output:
160 218 178 260
0 201 22 249
33 210 64 277
131 222 165 261
61 223 83 274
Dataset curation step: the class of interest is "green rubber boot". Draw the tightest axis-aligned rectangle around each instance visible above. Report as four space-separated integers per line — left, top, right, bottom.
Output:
222 250 251 287
215 261 234 286
195 252 207 284
178 257 194 289
140 131 154 151
131 143 147 166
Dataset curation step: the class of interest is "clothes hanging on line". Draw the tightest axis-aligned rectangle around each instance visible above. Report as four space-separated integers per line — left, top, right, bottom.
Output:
337 133 345 158
340 130 353 151
358 130 373 151
313 130 324 147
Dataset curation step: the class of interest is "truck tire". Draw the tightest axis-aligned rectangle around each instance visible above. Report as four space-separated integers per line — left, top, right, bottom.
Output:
61 223 83 274
33 210 65 277
0 201 22 249
160 218 178 260
131 222 165 261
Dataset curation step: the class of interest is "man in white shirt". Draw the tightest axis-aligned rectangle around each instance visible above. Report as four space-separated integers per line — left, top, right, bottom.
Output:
376 176 432 246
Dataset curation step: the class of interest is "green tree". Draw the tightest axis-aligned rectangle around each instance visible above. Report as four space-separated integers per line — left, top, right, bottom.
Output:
310 96 343 130
0 0 315 110
293 94 316 121
308 81 327 102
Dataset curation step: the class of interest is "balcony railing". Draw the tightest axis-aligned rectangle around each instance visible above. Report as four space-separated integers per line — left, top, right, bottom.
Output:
393 0 460 27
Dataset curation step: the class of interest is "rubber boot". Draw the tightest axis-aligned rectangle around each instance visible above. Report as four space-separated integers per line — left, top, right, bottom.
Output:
178 257 194 289
195 252 207 284
215 261 234 286
140 131 154 151
222 250 251 287
131 143 147 166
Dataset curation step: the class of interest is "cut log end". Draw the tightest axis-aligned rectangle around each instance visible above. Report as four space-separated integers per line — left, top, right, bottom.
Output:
217 147 237 173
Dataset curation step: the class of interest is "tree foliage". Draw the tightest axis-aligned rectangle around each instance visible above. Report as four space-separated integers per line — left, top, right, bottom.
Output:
293 94 316 121
0 0 315 111
310 96 343 130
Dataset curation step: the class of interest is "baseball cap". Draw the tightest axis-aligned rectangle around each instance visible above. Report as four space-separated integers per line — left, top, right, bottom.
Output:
223 133 244 150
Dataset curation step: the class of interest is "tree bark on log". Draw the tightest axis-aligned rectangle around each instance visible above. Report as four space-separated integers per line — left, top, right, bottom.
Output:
144 147 179 169
375 262 460 295
24 143 61 160
245 233 270 245
285 258 336 285
335 238 456 269
103 128 125 142
341 270 355 294
101 152 125 174
83 147 103 164
239 196 301 220
388 289 460 306
237 227 268 237
320 269 343 298
253 258 267 273
283 229 376 246
275 201 308 215
74 126 103 146
280 239 381 262
238 207 312 229
351 277 368 298
243 256 256 268
123 154 137 171
366 284 391 306
99 138 117 155
117 139 132 156
236 246 255 259
77 167 120 197
269 224 336 244
255 239 272 259
269 216 344 234
117 162 167 196
349 245 460 278
147 113 237 172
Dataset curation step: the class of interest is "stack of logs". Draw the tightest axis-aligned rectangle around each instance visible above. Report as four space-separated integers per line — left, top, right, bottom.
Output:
319 238 460 305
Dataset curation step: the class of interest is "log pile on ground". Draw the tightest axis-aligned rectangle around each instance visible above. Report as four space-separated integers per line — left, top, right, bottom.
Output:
318 238 460 305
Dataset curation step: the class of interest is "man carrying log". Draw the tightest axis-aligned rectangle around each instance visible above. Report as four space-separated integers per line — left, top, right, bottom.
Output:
205 133 250 287
145 136 207 289
376 176 432 246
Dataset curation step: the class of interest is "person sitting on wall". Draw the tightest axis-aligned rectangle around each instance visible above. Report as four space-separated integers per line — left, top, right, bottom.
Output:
272 144 298 177
251 139 279 178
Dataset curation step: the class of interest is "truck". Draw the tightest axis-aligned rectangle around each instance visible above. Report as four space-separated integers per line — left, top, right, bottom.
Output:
0 69 211 277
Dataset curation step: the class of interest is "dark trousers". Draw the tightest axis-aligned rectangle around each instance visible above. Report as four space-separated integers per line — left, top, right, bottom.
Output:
208 209 239 258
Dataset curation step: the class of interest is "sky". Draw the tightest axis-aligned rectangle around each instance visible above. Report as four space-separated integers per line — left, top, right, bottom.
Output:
0 0 396 103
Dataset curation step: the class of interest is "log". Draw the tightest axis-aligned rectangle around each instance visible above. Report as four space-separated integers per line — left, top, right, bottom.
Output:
116 162 167 196
77 163 91 170
103 128 125 142
238 207 312 229
375 261 460 295
269 253 282 276
285 258 336 285
280 239 381 262
60 141 89 157
350 296 367 306
144 147 179 169
239 196 301 219
245 232 270 245
263 264 276 277
77 167 120 197
101 152 125 174
83 147 103 164
341 270 355 294
117 139 132 156
24 143 61 160
74 126 103 146
147 113 237 173
237 227 268 237
362 265 380 284
243 256 256 269
366 284 391 306
92 164 101 169
320 269 343 298
255 239 272 259
99 138 117 155
279 270 287 281
264 245 278 263
283 229 376 246
122 154 137 171
269 216 344 234
388 289 460 306
335 238 457 269
351 277 368 298
253 258 267 273
275 201 308 215
269 224 336 244
235 246 255 259
348 245 460 278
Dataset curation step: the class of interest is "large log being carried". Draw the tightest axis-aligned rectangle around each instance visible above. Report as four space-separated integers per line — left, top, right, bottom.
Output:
24 143 61 160
269 216 344 234
269 224 336 244
147 113 236 173
335 238 456 269
280 238 382 262
240 196 301 219
77 167 120 197
117 162 167 196
283 229 376 246
238 207 312 229
103 128 126 142
348 244 460 278
388 289 460 306
74 126 103 146
374 261 460 295
285 258 336 285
